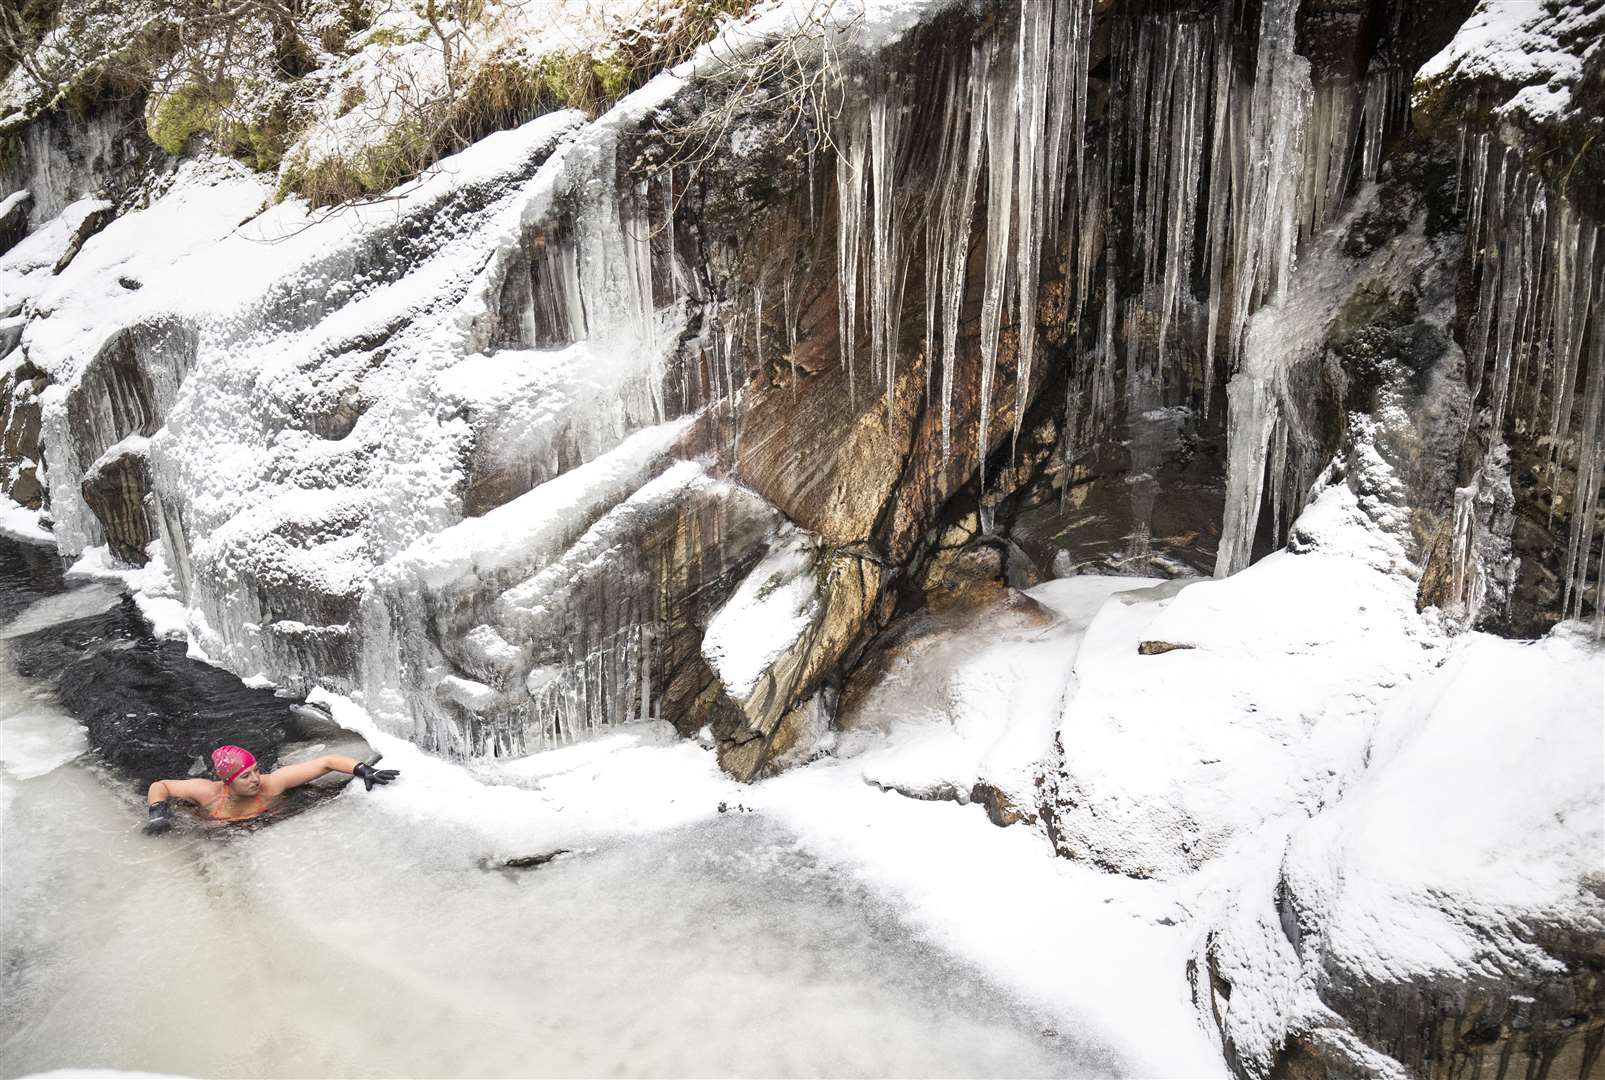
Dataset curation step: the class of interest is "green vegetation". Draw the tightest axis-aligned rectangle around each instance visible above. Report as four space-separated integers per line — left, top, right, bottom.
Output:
146 83 221 156
12 0 764 207
363 26 419 48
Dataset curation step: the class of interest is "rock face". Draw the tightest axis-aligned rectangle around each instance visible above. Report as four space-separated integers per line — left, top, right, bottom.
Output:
2 3 1603 1075
80 435 154 564
0 94 161 226
0 357 48 509
1194 628 1605 1080
12 0 1595 775
0 191 31 257
1413 0 1605 221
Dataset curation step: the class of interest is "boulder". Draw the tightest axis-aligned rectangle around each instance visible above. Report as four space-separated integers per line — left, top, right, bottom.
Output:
0 191 30 258
1196 627 1605 1080
1 357 48 509
80 435 156 564
51 200 115 274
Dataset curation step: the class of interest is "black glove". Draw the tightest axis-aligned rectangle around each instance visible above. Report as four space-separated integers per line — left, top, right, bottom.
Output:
353 762 399 791
145 799 175 834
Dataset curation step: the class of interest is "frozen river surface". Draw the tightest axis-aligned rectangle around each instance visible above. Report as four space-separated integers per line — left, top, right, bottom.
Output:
0 537 1116 1079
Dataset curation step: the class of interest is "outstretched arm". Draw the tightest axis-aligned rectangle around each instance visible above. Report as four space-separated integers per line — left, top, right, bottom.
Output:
265 755 361 794
265 755 399 795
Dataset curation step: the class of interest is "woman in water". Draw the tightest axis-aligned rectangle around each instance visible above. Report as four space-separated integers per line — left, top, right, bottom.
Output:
143 745 399 831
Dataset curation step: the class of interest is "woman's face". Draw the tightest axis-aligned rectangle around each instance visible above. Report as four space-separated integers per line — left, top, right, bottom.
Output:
229 766 262 797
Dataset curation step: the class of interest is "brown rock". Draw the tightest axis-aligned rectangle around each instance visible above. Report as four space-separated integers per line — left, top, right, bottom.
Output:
1138 640 1195 655
970 782 1035 828
920 542 1009 616
10 461 42 507
711 550 884 780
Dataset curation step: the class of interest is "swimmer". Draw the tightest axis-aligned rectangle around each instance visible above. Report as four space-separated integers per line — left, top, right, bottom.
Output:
144 744 399 832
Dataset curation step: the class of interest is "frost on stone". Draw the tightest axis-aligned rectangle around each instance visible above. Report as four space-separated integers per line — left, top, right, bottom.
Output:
1417 0 1604 126
842 575 1158 818
1050 480 1438 880
1201 623 1605 1078
702 526 821 704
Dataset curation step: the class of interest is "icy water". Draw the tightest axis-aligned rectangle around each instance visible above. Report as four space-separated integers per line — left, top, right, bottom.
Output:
0 536 1114 1079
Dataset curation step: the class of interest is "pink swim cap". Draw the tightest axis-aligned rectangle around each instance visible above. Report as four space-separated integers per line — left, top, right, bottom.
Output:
212 745 257 785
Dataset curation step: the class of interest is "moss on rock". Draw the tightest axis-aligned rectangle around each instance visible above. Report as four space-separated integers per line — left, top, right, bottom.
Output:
146 83 222 156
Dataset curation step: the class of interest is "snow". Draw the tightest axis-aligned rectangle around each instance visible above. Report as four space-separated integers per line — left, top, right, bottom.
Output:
380 417 691 594
311 688 742 855
836 578 1157 813
1418 1 1593 88
701 525 820 701
1201 621 1605 1076
1416 0 1603 126
755 762 1223 1078
1056 481 1440 879
0 494 51 544
1291 625 1605 976
64 541 189 639
728 443 1595 1078
0 662 89 781
83 433 148 479
0 197 113 321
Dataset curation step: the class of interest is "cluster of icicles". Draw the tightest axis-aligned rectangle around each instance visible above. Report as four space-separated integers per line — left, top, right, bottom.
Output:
825 0 1403 574
817 0 1599 622
1452 133 1605 631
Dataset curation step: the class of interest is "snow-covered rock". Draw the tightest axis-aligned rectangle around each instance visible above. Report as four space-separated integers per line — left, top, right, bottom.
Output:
1045 478 1443 879
1201 622 1605 1078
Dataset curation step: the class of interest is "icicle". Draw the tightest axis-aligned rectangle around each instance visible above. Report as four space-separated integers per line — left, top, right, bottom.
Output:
1359 66 1401 184
1551 223 1598 453
1487 172 1532 434
753 275 765 379
939 42 990 467
1468 147 1508 392
663 170 680 303
1563 281 1605 619
1215 365 1280 577
1201 7 1238 411
1011 0 1054 448
835 106 868 407
638 623 652 722
1456 136 1605 632
1155 20 1209 377
1224 0 1312 373
919 58 959 410
976 33 1018 484
1303 79 1360 238
1042 0 1092 246
783 271 799 396
1095 260 1117 432
1454 126 1468 213
868 80 906 411
1450 474 1485 623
